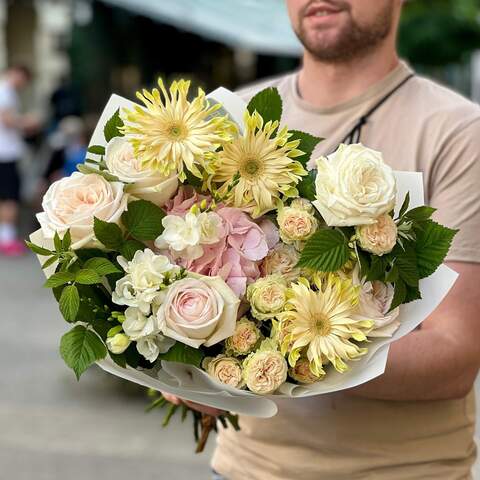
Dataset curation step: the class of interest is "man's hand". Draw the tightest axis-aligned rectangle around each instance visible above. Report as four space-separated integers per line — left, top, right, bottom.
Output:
349 261 480 401
161 392 224 417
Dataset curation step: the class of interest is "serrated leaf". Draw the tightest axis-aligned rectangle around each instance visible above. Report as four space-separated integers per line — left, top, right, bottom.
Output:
25 241 52 256
385 264 399 283
44 271 75 288
405 206 436 222
59 285 80 322
104 109 124 142
288 130 322 166
297 169 316 201
246 87 282 124
120 239 145 261
298 229 350 272
62 230 72 250
60 325 107 380
404 284 422 303
398 192 410 219
75 248 109 262
75 269 102 285
77 164 120 182
158 342 204 368
88 145 106 155
121 199 166 241
394 244 419 287
366 255 386 281
415 220 458 278
390 278 407 311
93 217 124 250
84 257 121 276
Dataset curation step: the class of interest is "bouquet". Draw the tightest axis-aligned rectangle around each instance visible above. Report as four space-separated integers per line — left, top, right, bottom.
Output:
29 79 458 451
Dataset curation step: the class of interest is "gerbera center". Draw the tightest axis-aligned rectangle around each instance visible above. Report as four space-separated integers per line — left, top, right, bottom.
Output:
314 313 331 336
166 122 185 140
240 157 264 179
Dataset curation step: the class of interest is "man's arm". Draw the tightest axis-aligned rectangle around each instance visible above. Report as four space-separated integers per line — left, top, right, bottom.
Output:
349 261 480 401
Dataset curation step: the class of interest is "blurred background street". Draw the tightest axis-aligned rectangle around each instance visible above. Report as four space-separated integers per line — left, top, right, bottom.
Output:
1 0 480 479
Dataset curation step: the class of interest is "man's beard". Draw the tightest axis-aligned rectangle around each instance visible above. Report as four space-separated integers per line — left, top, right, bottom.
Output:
295 1 394 63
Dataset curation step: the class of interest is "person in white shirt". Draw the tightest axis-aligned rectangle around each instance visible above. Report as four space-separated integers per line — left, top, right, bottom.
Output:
0 65 34 256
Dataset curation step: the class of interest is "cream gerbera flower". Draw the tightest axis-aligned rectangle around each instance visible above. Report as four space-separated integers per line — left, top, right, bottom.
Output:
121 79 234 181
209 110 306 218
278 275 373 377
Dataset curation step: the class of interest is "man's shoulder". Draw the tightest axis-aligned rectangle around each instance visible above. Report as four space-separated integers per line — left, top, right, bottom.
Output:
236 72 296 103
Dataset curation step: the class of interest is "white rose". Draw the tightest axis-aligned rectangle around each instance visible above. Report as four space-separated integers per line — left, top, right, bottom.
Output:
106 333 131 354
154 212 204 260
122 306 157 340
105 136 178 207
313 143 396 226
136 334 175 363
356 214 397 256
156 273 240 348
37 172 128 249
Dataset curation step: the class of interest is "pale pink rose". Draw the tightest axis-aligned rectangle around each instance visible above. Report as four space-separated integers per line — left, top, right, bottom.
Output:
165 186 213 216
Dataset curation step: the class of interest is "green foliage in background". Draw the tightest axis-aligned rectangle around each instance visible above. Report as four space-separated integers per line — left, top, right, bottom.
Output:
399 0 480 66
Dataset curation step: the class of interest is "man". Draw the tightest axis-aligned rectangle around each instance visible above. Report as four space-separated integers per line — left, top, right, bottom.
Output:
166 1 480 478
0 65 35 256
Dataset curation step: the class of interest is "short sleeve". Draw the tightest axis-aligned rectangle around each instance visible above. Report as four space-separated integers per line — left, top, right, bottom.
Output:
429 117 480 263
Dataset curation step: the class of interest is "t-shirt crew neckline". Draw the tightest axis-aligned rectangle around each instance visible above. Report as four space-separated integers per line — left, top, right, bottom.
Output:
288 61 414 115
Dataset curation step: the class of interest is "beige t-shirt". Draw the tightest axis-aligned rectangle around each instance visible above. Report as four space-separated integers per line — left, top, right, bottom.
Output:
212 62 480 480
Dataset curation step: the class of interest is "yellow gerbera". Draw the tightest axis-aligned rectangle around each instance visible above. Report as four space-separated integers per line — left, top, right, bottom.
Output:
278 275 373 377
121 78 234 181
209 110 306 218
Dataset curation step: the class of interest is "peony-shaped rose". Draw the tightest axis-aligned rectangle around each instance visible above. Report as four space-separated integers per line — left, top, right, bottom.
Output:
243 343 288 394
247 274 288 320
260 243 300 284
37 172 128 249
313 143 396 226
277 200 318 248
106 333 131 354
289 357 324 384
105 136 178 206
156 273 240 348
203 355 244 388
356 213 397 256
225 317 262 356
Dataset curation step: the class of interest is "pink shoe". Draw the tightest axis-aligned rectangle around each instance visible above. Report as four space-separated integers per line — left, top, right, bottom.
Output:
0 239 28 257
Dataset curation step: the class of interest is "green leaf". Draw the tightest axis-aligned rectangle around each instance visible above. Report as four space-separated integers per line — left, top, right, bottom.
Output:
75 269 102 285
121 199 166 241
59 285 80 322
54 231 62 252
109 351 127 368
398 192 410 219
158 342 204 368
59 325 107 380
104 109 124 142
404 284 422 303
75 248 109 262
415 220 458 278
77 164 120 182
246 87 282 124
297 169 316 201
365 255 386 282
120 239 145 261
90 317 112 339
25 241 52 256
288 130 322 166
84 257 121 276
405 206 436 222
44 271 75 288
357 249 370 279
42 255 58 270
390 278 407 311
62 230 72 250
87 145 106 155
93 217 124 250
385 264 399 283
394 244 419 287
298 229 350 272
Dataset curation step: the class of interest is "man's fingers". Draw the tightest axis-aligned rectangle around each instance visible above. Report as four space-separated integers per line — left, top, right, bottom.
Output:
161 392 181 405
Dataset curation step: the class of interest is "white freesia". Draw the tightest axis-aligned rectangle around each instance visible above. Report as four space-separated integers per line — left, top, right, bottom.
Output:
105 136 178 206
198 211 223 244
156 273 240 348
106 333 131 354
136 334 175 363
37 172 128 249
154 212 204 260
122 306 157 340
313 143 396 226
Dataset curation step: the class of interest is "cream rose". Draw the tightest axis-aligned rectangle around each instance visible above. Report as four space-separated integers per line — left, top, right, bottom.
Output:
203 355 244 388
260 244 301 284
105 136 178 206
247 274 288 321
37 172 128 249
313 143 396 226
356 214 397 256
289 357 324 384
243 348 288 394
225 318 262 356
277 200 318 247
156 273 240 348
106 333 131 354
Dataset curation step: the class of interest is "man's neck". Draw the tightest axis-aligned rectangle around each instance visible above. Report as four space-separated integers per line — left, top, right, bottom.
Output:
297 47 400 109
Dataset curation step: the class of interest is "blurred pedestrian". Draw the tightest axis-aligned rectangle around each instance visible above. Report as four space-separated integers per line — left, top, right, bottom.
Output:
0 65 39 256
